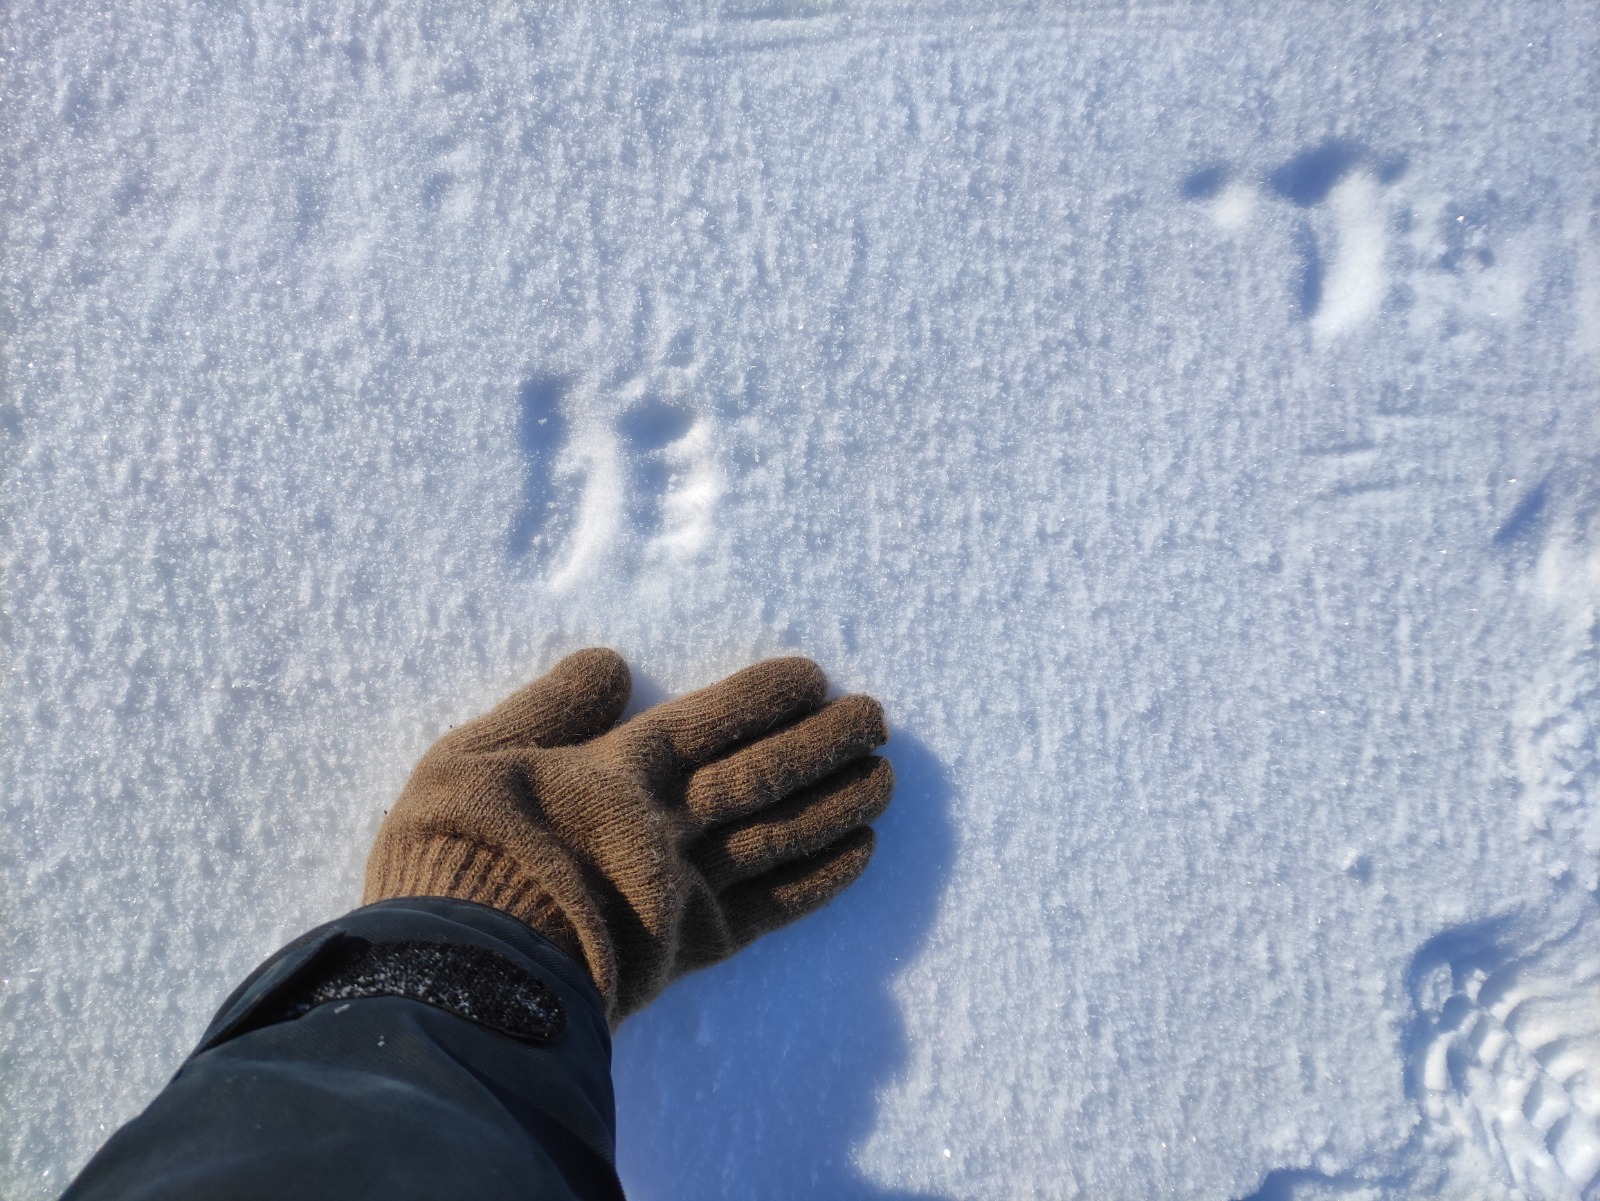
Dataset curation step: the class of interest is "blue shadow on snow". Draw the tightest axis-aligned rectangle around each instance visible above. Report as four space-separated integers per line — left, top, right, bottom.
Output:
612 729 955 1200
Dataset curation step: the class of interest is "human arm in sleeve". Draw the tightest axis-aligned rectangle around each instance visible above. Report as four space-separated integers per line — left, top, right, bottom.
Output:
62 649 892 1199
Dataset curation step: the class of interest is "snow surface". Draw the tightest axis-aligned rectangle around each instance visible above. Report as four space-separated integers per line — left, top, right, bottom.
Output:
3 3 1599 1198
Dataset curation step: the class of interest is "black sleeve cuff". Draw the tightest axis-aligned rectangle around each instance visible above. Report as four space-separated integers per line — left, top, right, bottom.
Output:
62 897 622 1201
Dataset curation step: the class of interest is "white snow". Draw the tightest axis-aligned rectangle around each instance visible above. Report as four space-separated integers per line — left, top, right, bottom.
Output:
1311 170 1386 344
2 4 1598 1199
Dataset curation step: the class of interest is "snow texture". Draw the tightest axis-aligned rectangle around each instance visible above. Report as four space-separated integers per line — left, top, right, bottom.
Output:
2 3 1598 1198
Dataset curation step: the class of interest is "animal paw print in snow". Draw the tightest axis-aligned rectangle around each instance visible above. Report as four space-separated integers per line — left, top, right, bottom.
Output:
509 379 720 585
1181 139 1405 341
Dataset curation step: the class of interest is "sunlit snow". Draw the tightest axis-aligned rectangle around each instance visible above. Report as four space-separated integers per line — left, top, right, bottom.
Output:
3 4 1598 1199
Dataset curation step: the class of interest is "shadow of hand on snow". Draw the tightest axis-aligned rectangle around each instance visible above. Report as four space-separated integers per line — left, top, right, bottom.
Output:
611 729 955 1200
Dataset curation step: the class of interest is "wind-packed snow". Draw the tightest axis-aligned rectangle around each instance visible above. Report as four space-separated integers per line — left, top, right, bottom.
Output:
3 3 1599 1198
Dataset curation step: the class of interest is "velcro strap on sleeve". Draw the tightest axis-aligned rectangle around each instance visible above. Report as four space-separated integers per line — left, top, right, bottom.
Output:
257 936 565 1045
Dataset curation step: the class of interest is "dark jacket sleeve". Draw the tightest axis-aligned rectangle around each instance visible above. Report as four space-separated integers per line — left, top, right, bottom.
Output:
60 897 624 1201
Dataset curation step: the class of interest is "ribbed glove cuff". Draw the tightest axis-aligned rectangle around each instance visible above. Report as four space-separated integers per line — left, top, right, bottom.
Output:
364 836 587 975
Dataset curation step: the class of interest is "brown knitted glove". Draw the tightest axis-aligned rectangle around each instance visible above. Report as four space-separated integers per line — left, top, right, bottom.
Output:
362 649 892 1025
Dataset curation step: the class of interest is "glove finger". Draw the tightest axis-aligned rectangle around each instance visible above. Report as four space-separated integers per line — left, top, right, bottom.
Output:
692 756 893 891
444 648 631 752
685 695 888 824
720 826 876 950
629 656 827 768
